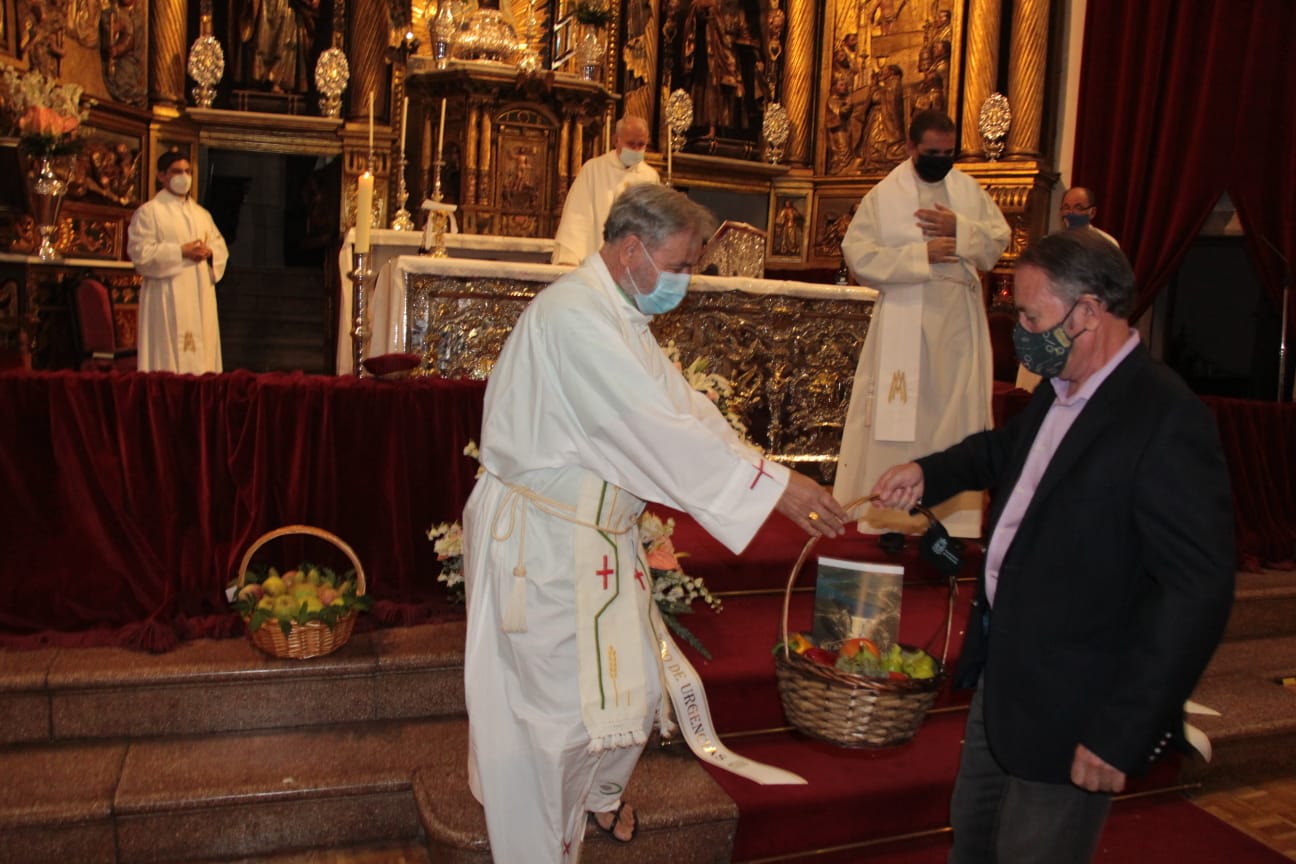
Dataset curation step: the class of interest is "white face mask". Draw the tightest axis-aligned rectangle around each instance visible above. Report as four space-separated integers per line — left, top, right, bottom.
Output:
618 147 645 168
168 173 192 196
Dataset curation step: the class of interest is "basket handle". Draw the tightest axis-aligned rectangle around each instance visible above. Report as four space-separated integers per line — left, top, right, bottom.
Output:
236 524 367 596
779 497 958 668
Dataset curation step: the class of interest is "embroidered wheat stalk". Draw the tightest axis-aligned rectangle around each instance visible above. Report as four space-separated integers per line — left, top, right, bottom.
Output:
608 644 620 706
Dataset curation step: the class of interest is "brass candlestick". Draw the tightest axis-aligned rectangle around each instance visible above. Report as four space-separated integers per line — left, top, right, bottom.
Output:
348 250 373 375
391 154 414 230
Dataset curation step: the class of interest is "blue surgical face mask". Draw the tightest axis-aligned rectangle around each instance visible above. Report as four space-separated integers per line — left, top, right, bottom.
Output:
626 240 689 315
1012 299 1081 378
1062 212 1092 230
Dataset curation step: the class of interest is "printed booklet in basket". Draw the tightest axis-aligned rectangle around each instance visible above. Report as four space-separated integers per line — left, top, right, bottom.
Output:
811 557 904 652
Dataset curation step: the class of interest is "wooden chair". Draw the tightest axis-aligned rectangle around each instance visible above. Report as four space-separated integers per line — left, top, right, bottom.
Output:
71 276 137 372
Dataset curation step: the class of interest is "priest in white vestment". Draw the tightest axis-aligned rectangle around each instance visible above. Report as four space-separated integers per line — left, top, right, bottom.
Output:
550 115 659 266
464 184 848 862
834 111 1010 538
127 152 229 374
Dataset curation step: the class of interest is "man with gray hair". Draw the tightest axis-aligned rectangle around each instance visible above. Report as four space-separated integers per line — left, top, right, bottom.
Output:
870 229 1234 863
551 115 659 266
464 184 848 861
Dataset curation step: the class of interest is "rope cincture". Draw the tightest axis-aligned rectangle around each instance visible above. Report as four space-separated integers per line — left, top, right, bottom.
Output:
489 476 636 633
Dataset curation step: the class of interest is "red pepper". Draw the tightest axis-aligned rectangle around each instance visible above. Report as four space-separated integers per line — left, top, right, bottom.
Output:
888 670 909 681
803 647 838 666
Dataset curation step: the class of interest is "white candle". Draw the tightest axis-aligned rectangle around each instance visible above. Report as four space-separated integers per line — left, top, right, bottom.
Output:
367 91 374 156
437 97 447 163
355 171 374 253
400 96 409 157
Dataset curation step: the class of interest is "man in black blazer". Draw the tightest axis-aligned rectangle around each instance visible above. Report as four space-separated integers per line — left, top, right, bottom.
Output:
870 229 1235 863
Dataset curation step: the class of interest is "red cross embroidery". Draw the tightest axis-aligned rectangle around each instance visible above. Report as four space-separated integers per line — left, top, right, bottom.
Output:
596 556 614 590
751 458 775 489
562 838 572 856
634 567 647 590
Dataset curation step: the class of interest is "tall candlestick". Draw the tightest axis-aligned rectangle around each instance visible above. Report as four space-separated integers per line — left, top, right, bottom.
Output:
400 96 409 157
436 97 447 163
355 171 374 253
367 91 374 158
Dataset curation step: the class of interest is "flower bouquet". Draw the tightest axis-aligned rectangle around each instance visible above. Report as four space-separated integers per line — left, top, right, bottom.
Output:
663 342 749 440
427 520 465 603
1 66 90 157
639 510 722 658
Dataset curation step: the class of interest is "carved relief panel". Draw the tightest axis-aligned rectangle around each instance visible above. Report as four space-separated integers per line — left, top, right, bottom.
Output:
820 0 962 177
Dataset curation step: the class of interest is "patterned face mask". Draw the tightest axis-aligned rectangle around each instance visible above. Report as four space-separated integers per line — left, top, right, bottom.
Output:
1012 300 1080 378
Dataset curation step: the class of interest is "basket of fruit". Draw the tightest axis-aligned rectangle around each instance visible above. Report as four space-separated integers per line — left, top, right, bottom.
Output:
232 525 372 659
773 501 957 748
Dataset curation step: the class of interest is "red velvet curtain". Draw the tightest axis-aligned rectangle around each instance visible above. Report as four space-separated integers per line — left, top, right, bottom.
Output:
1073 0 1296 322
0 371 486 650
1229 4 1296 324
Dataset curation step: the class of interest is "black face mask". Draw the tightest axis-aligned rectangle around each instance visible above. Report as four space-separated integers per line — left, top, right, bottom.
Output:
914 153 955 183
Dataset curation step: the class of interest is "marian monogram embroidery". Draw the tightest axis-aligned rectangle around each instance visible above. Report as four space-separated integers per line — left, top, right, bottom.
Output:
887 370 908 404
181 330 197 353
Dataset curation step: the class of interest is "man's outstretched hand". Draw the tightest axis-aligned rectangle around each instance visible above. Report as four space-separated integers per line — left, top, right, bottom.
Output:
776 472 850 538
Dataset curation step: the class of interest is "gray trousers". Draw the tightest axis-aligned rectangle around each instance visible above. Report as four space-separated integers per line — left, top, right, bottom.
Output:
948 683 1113 864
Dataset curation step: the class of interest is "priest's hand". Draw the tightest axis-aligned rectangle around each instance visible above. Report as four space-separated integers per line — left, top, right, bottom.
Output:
776 473 849 538
869 462 924 513
182 240 211 261
915 202 957 236
1071 744 1127 793
926 237 958 263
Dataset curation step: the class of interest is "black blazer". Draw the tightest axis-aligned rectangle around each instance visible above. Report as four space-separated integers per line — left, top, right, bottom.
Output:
918 345 1235 783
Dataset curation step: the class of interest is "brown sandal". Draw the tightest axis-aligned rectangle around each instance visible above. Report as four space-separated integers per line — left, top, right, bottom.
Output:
591 802 638 843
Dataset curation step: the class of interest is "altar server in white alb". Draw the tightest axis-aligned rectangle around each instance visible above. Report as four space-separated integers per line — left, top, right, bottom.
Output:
834 110 1010 538
464 184 848 862
127 152 229 373
550 114 659 266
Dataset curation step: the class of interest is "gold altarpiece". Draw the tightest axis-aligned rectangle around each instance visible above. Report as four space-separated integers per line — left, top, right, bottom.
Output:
1 0 1060 369
395 0 1057 302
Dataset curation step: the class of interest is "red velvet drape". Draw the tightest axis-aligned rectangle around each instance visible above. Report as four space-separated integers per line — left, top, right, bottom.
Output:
0 371 485 650
1074 0 1296 322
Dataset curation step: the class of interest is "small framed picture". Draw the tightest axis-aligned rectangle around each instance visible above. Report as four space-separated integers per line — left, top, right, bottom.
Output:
767 192 810 263
810 193 863 265
0 0 18 62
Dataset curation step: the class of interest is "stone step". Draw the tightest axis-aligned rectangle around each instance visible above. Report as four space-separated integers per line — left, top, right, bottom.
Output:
1222 568 1296 641
1181 632 1296 790
0 624 466 747
0 717 451 864
413 721 739 864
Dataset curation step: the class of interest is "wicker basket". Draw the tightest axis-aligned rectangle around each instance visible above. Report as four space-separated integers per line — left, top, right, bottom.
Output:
774 499 957 748
237 525 366 660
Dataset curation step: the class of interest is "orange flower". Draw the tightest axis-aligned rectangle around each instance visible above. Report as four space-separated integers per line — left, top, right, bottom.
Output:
646 539 679 572
19 105 79 138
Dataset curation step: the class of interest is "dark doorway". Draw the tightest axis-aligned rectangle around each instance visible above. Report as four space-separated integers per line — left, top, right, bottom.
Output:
201 149 341 373
1164 236 1281 401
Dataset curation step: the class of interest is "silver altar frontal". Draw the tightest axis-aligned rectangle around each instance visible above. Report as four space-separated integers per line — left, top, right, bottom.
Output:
390 256 878 480
335 228 556 374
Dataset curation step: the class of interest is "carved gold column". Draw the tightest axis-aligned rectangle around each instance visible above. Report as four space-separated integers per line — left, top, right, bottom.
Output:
558 117 571 200
1005 0 1050 158
783 0 815 166
570 117 583 180
465 98 481 205
348 0 389 122
149 0 186 106
478 109 493 206
960 0 1003 158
